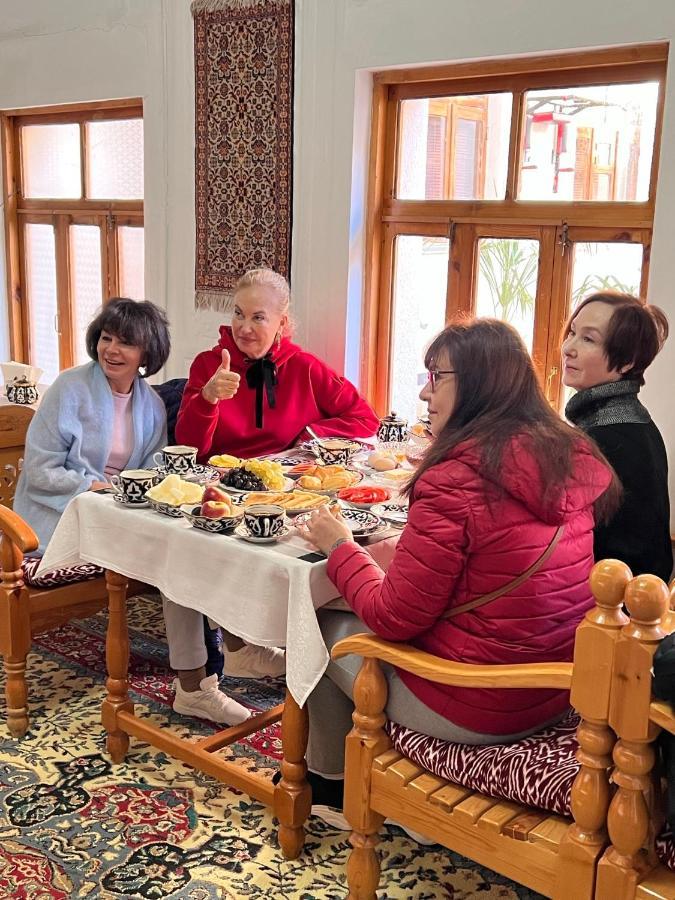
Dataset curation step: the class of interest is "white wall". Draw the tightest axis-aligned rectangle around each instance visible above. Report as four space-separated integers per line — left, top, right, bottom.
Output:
0 0 674 518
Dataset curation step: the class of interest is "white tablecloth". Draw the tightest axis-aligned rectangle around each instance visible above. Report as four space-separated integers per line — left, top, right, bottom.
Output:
38 492 399 706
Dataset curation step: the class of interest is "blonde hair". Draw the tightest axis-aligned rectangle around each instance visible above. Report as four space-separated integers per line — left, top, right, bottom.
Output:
234 268 293 336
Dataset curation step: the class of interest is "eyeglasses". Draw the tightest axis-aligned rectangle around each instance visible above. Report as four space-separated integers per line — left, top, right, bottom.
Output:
426 369 456 391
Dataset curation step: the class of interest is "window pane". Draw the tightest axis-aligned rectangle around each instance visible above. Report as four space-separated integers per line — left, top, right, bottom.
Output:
118 226 145 299
475 238 539 352
398 94 511 200
70 225 103 365
390 236 449 424
86 119 144 200
570 242 643 308
22 124 81 199
25 224 59 383
518 82 659 202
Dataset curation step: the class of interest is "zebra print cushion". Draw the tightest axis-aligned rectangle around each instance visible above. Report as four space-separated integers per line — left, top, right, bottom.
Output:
656 827 675 872
21 556 104 589
387 710 580 817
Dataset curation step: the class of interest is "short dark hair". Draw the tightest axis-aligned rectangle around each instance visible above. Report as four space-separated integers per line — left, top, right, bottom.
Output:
86 298 171 377
564 292 668 386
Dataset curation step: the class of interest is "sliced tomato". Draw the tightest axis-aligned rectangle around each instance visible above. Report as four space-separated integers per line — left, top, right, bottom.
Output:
337 486 390 504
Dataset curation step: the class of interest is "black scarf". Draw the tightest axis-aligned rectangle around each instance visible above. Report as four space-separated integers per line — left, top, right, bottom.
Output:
245 354 278 428
564 379 651 431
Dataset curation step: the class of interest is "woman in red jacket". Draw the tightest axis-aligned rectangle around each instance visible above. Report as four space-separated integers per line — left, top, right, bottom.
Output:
301 318 618 821
164 269 378 718
175 269 378 459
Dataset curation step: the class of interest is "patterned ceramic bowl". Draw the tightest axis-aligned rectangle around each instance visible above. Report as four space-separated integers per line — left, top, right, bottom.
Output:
146 498 186 518
179 504 244 533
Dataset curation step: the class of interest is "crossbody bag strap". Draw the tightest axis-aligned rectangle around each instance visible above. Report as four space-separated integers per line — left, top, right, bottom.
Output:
440 524 565 620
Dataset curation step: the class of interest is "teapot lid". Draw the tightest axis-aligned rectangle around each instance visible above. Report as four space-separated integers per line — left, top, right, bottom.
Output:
381 411 407 424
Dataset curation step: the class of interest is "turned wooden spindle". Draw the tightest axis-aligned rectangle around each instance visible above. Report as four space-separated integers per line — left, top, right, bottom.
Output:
597 573 670 899
101 568 133 762
276 690 311 860
0 532 31 737
344 656 389 900
558 559 631 898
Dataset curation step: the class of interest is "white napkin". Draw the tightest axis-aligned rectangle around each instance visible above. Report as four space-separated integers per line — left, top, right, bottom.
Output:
0 361 43 385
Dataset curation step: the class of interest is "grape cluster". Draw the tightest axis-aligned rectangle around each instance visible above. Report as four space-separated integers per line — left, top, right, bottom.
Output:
222 467 266 491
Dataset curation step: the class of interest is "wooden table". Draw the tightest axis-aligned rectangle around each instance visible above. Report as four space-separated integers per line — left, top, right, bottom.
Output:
102 568 311 858
38 492 399 859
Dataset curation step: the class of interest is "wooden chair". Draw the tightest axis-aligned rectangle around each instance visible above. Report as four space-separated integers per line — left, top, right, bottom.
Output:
0 501 151 738
594 571 675 900
0 404 34 508
332 559 633 900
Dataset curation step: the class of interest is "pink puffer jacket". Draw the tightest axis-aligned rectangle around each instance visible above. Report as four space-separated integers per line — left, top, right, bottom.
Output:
327 436 612 735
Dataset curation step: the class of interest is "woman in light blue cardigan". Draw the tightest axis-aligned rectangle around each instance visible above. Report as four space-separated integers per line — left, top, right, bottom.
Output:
15 299 170 552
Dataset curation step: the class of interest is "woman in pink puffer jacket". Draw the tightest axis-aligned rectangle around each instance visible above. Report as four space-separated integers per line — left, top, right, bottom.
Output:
300 318 619 819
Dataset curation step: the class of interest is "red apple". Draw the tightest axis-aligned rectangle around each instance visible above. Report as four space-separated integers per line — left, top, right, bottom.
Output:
203 484 231 503
200 500 232 519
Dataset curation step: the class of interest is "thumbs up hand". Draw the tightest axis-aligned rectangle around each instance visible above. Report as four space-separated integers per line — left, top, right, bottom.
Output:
202 348 240 404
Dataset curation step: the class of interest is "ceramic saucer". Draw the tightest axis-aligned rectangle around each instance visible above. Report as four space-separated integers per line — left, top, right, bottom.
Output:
153 463 219 483
112 493 149 509
233 523 290 544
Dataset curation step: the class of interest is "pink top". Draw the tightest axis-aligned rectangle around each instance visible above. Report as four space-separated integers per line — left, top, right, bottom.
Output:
104 390 135 478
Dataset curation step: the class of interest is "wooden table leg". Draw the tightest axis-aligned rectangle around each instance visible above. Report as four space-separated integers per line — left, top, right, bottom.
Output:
101 569 134 762
275 688 311 859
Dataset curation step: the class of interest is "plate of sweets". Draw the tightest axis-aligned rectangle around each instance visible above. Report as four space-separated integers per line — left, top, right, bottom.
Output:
239 489 331 516
337 485 391 510
220 458 294 495
207 453 242 475
288 463 363 495
145 474 204 517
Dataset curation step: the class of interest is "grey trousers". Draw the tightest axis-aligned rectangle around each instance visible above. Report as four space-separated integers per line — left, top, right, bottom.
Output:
162 596 207 670
306 610 564 777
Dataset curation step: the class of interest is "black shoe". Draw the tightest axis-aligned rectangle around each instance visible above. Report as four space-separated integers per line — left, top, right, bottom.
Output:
272 769 345 809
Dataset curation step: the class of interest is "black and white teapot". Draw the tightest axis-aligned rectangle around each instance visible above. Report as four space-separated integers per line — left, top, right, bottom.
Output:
6 376 38 405
377 412 409 444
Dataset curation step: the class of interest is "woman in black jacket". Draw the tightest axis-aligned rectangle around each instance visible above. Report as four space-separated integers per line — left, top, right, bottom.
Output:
562 291 672 581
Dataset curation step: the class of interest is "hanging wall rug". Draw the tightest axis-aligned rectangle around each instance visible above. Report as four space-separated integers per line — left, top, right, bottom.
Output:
192 0 294 311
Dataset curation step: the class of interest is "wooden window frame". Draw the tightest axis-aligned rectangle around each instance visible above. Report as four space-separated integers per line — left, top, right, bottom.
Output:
1 99 143 367
362 44 667 414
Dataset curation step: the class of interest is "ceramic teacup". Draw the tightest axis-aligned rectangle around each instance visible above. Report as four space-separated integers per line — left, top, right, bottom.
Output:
153 445 198 474
243 504 285 539
110 469 159 504
314 439 361 466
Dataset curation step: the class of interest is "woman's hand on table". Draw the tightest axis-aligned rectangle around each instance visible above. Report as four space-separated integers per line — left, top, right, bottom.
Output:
297 505 355 556
90 480 112 491
201 349 240 404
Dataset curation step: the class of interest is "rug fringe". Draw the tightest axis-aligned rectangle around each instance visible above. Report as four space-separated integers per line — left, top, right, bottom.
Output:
191 0 289 14
195 289 235 312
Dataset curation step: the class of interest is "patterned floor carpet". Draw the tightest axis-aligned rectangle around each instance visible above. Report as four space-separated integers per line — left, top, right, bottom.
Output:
0 595 545 899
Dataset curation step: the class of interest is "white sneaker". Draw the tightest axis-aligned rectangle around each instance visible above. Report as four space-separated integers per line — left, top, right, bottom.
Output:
311 807 435 845
384 819 437 845
311 805 351 830
223 644 286 678
172 674 251 725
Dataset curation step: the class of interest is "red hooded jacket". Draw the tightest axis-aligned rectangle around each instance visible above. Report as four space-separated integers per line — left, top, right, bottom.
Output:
327 436 612 735
175 327 378 460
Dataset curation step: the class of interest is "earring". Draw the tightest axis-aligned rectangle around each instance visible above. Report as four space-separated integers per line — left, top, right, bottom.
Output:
275 331 282 349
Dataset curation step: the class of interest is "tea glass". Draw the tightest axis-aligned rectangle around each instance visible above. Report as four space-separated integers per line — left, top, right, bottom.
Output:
110 469 159 504
153 445 198 474
243 504 286 538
